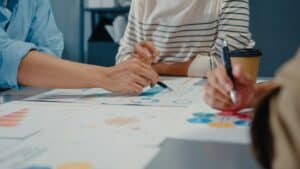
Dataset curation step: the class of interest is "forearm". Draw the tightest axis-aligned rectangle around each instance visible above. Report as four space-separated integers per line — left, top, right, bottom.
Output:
17 51 108 89
153 60 193 76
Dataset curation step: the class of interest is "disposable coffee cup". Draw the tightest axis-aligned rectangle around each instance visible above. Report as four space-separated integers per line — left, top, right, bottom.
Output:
230 49 262 80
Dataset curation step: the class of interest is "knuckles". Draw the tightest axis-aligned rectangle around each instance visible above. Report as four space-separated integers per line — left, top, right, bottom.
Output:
209 88 218 97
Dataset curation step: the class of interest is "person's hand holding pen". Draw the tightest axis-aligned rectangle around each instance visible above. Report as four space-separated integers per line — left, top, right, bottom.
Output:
132 41 160 65
204 64 256 111
132 41 173 90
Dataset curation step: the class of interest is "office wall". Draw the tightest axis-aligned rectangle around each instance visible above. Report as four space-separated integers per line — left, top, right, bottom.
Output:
50 0 81 61
250 0 300 76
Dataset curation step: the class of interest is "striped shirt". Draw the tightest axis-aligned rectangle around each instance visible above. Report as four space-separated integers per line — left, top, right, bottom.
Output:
116 0 254 65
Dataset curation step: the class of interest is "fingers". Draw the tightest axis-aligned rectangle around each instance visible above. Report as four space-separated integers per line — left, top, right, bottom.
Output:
136 60 159 84
134 44 152 63
206 70 229 97
204 84 233 110
110 59 159 93
204 92 232 110
133 41 160 64
130 73 149 87
215 65 234 91
127 59 159 85
141 41 160 60
137 66 159 85
204 65 238 110
126 66 159 94
130 81 144 93
122 82 143 94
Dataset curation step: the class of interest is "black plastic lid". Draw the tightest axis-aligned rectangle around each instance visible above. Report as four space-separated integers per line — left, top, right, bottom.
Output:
230 49 262 57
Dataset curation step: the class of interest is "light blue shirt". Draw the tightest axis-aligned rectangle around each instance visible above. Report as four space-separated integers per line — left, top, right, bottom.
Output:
0 0 64 89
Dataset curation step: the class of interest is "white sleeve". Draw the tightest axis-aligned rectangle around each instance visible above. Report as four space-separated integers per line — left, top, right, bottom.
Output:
211 0 255 58
115 0 144 64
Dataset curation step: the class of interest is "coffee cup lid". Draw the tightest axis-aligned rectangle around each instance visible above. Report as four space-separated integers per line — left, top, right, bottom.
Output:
231 49 262 57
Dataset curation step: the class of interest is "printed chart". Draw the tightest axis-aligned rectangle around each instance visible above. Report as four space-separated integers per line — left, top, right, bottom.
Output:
0 102 77 139
0 108 29 127
56 111 168 147
187 111 252 128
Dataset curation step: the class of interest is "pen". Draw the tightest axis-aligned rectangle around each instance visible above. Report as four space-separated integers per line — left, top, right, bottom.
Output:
221 40 237 104
157 81 173 91
152 57 173 91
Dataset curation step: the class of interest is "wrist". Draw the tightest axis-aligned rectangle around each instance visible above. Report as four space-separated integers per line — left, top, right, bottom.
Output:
89 66 110 89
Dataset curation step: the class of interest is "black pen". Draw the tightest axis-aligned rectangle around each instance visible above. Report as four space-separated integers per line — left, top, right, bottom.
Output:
152 57 173 91
221 40 237 103
157 81 173 91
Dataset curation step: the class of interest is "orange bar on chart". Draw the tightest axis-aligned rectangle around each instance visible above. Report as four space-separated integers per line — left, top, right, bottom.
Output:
0 108 29 127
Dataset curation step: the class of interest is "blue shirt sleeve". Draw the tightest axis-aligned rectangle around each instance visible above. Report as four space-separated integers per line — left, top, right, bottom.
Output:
0 28 37 89
27 0 64 57
0 0 64 89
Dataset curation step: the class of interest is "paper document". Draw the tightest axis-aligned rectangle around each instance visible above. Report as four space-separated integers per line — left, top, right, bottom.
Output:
30 103 191 148
0 97 253 168
0 102 79 139
172 106 253 144
28 78 204 107
0 140 159 169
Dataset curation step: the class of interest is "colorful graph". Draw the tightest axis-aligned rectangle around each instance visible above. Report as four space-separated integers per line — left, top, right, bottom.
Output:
0 108 29 127
187 111 252 128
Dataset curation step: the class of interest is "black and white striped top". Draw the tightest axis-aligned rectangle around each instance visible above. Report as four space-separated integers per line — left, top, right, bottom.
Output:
116 0 254 65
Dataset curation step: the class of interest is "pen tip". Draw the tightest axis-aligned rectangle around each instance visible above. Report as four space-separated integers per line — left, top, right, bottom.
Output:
230 90 237 104
223 40 228 47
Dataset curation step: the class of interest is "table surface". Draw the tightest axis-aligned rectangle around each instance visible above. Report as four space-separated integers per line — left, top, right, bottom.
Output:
0 87 263 169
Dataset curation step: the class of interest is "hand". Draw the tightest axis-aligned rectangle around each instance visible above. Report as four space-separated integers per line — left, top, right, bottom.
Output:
103 58 159 93
204 65 256 111
132 41 160 64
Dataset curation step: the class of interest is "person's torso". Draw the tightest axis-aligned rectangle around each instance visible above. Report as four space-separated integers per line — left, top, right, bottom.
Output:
0 0 35 42
130 0 222 61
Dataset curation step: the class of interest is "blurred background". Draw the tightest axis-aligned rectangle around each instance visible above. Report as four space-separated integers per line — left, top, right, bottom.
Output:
50 0 300 77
